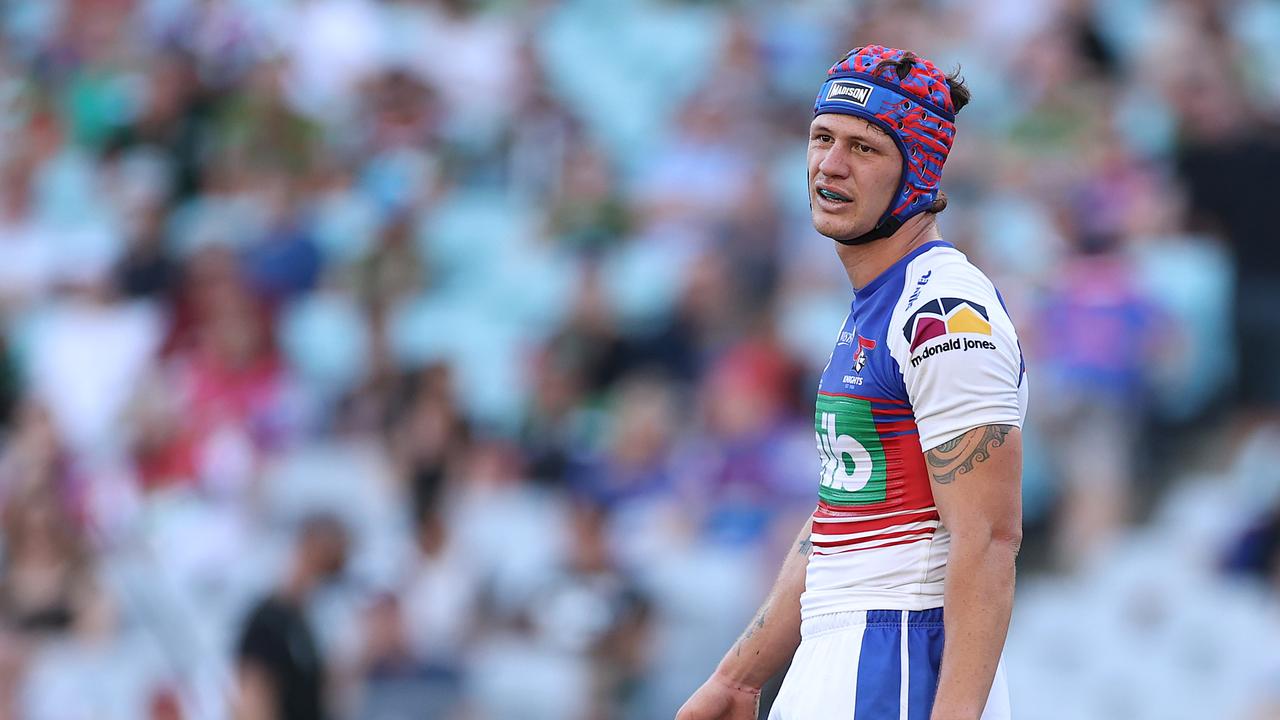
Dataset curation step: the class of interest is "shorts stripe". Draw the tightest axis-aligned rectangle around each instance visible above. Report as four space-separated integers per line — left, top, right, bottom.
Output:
907 608 945 720
898 612 910 720
853 610 902 717
770 608 1004 720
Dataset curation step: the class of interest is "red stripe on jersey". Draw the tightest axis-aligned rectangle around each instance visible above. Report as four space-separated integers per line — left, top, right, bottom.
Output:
811 508 939 537
812 525 937 548
870 406 915 417
811 533 934 555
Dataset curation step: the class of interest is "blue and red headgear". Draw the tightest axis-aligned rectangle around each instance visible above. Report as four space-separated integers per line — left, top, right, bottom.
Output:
813 45 957 244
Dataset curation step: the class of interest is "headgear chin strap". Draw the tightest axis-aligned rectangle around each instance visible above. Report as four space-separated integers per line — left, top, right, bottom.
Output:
813 45 957 246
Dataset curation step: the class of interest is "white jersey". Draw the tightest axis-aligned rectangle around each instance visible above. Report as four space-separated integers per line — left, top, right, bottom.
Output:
802 240 1027 618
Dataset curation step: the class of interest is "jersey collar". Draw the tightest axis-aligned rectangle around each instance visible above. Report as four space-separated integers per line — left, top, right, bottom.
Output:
854 240 953 301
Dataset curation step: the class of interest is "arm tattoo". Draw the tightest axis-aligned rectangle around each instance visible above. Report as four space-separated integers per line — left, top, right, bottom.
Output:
734 528 810 656
925 424 1013 484
735 608 769 656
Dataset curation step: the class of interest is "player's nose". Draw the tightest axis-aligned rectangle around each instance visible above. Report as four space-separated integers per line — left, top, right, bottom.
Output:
817 145 851 179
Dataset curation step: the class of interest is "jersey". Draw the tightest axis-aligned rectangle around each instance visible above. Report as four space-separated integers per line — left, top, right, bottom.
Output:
801 240 1027 619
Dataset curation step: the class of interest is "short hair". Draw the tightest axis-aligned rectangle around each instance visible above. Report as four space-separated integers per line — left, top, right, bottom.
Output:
871 52 972 113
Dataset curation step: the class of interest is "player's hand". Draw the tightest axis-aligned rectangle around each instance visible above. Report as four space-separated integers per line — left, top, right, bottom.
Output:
675 673 761 720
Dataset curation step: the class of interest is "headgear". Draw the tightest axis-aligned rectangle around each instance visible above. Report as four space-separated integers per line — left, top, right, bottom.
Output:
813 45 957 245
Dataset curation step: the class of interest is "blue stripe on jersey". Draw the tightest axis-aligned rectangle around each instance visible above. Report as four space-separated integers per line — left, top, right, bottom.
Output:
993 286 1027 387
907 608 945 720
879 429 920 439
854 610 902 717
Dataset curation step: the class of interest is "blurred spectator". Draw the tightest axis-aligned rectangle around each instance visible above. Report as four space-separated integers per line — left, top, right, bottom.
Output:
115 203 178 301
163 245 293 496
390 0 520 139
0 481 106 636
106 49 208 200
678 335 813 545
520 344 590 487
0 0 1273 717
1032 144 1168 569
390 364 471 523
0 340 18 434
470 499 650 720
354 592 463 720
0 475 113 717
1174 63 1280 413
401 506 478 671
545 143 630 254
1223 507 1280 586
234 512 349 720
0 157 56 309
22 271 162 457
568 372 678 509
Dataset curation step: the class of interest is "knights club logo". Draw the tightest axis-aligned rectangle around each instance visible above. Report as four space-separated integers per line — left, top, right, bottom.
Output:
903 298 991 351
853 336 876 373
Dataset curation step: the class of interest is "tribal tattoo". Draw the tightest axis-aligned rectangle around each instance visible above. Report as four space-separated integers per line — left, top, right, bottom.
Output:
924 424 1013 484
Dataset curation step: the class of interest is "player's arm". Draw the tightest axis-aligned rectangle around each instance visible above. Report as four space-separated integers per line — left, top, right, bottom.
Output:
925 423 1022 720
676 512 813 720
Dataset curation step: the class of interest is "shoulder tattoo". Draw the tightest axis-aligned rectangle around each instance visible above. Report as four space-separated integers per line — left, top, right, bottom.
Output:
925 424 1013 485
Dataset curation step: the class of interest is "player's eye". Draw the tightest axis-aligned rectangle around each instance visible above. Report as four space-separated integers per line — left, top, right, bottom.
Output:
854 142 874 154
812 133 834 144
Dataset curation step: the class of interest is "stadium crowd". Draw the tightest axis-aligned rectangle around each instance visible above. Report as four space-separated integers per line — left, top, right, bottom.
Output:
0 0 1277 718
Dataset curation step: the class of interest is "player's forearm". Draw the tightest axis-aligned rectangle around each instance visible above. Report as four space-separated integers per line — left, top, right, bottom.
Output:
712 514 813 690
930 532 1019 720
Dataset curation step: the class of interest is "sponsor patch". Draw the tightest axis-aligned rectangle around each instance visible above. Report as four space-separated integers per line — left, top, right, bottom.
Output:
825 80 873 107
909 336 998 367
903 297 991 352
814 393 887 504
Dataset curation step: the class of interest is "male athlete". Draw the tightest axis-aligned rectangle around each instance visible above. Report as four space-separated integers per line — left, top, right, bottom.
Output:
677 45 1026 720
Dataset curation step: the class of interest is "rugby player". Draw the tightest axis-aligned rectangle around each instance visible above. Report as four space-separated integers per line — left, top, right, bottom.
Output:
676 45 1027 720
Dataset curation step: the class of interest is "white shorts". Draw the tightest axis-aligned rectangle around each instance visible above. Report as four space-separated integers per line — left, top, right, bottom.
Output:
768 608 1010 720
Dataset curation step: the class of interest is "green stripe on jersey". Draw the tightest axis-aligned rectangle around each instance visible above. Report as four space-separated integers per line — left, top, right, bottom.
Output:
814 394 888 505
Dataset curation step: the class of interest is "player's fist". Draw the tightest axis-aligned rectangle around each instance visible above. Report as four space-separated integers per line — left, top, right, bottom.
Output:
675 674 761 720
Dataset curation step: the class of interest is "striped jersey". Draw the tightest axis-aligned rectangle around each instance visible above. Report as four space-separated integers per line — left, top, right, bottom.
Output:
801 240 1027 618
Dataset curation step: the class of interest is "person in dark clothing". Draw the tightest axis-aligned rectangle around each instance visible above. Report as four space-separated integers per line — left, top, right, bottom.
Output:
1170 44 1280 411
235 513 349 720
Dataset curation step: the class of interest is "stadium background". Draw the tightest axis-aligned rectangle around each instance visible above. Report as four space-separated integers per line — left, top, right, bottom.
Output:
0 0 1278 718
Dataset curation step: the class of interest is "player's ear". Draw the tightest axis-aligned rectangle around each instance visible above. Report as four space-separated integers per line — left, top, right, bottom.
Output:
927 191 949 215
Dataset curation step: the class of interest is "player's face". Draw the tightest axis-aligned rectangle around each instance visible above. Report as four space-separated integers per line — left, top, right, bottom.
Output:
807 114 903 242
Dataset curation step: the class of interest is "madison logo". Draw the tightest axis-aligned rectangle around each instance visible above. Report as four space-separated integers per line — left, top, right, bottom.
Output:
825 80 873 107
903 297 992 352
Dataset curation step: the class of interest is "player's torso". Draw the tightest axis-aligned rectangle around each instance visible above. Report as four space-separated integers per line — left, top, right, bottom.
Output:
813 298 935 528
802 241 955 617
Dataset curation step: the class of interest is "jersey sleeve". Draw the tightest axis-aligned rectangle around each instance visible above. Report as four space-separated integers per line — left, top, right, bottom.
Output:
888 260 1025 451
